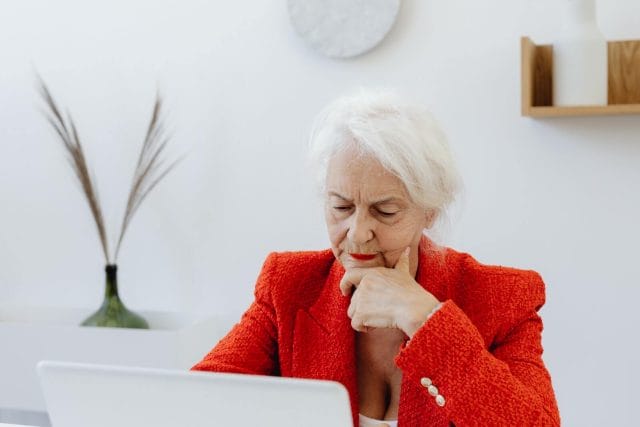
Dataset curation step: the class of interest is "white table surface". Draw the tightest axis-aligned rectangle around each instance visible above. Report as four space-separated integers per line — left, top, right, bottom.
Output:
0 305 233 412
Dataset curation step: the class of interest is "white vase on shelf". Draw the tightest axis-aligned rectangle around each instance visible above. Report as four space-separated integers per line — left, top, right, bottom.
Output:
553 0 608 106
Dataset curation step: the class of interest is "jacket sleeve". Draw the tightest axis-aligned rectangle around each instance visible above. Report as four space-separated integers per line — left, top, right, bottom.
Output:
191 253 280 375
395 273 560 426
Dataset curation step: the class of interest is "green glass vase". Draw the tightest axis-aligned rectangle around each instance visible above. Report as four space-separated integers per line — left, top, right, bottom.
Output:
81 264 149 329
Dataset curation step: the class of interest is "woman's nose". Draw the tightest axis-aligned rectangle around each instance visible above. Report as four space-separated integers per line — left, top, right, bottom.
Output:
346 210 374 244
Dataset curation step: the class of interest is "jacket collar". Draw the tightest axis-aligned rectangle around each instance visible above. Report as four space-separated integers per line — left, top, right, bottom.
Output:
307 258 350 337
295 237 452 423
303 236 452 350
292 258 359 424
415 236 452 302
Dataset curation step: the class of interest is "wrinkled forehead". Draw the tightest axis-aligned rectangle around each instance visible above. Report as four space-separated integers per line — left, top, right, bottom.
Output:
325 145 410 201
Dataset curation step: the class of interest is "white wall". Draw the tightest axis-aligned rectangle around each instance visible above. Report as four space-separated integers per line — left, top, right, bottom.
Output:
1 0 639 425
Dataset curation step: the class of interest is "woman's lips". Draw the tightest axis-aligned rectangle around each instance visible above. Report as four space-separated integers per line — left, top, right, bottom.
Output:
349 253 377 261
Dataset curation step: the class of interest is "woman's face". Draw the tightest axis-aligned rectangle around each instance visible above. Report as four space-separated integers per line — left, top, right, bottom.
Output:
324 145 431 276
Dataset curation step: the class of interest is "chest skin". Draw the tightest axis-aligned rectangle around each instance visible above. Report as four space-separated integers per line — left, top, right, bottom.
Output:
356 329 406 421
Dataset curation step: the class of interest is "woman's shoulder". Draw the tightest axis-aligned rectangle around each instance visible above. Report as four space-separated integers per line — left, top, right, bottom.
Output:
441 247 547 311
260 248 336 277
254 249 338 301
437 248 548 343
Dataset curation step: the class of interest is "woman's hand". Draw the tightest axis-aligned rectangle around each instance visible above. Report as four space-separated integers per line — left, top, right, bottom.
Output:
340 247 440 338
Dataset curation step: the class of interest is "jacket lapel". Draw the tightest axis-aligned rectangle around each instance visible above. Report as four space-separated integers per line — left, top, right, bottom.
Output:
397 237 453 426
291 238 454 427
415 237 452 301
291 259 359 420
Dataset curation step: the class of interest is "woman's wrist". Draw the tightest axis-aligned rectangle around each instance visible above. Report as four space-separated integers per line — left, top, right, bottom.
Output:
403 297 442 338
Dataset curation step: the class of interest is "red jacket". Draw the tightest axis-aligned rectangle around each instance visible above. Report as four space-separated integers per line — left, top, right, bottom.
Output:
192 243 560 426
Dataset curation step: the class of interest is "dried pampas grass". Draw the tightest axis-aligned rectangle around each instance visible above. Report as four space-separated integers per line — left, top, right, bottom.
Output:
38 77 179 264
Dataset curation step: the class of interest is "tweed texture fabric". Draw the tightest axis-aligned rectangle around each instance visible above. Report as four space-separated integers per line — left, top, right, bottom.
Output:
192 241 560 426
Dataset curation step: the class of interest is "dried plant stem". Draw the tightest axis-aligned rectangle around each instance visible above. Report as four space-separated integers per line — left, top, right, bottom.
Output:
114 94 180 261
39 78 179 264
39 79 111 263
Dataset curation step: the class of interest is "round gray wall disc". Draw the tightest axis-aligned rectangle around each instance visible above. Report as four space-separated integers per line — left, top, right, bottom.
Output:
287 0 401 59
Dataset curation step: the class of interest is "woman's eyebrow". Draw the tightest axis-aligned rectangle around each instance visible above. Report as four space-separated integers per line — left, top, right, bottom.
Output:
373 198 401 205
328 191 402 205
328 191 351 202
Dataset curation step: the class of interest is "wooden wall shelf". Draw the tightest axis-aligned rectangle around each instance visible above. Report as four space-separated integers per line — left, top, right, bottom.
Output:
521 36 640 117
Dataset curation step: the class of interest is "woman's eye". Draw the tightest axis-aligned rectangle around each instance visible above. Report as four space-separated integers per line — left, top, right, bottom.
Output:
377 210 397 217
333 206 352 212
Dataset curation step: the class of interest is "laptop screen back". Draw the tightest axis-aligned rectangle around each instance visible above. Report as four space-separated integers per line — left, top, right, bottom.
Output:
38 361 353 427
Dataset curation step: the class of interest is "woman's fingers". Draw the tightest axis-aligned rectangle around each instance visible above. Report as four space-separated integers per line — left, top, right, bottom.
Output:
347 291 357 318
349 287 394 331
342 247 410 296
339 268 366 296
351 312 390 331
394 247 410 273
351 315 368 332
342 260 411 331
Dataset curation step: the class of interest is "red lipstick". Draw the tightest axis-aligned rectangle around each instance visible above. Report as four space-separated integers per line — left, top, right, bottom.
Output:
350 253 377 261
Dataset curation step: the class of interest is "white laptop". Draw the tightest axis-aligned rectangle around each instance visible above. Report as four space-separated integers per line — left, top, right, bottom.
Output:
37 361 353 427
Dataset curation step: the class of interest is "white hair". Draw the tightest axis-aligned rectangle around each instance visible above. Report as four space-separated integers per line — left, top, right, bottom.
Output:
307 89 461 225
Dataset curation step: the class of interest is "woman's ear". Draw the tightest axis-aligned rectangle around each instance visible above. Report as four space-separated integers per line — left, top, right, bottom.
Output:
424 210 437 228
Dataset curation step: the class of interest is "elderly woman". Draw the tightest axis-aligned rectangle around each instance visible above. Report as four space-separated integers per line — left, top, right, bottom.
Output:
192 91 560 427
